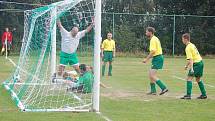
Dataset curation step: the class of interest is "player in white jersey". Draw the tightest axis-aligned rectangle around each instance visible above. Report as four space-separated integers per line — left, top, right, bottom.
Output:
56 20 93 77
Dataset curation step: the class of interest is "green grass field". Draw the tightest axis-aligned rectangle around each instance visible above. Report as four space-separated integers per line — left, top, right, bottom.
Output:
1 55 215 121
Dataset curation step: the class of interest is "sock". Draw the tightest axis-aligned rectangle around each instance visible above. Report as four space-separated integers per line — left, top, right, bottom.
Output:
156 80 166 90
150 83 156 93
108 65 112 76
198 81 207 96
187 81 192 96
102 65 105 76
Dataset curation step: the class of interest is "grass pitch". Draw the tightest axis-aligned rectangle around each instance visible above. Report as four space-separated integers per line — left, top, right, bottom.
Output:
0 55 215 121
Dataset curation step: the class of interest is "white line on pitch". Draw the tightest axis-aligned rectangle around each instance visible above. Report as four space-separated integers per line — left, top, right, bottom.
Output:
172 75 215 88
96 112 112 121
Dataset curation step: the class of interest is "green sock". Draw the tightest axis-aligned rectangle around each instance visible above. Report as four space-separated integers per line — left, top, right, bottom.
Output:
150 83 156 93
198 81 207 96
156 80 166 90
102 65 105 76
108 65 112 76
187 81 192 96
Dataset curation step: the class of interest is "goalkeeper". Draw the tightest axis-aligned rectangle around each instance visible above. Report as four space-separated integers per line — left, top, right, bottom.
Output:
67 64 94 93
56 19 94 77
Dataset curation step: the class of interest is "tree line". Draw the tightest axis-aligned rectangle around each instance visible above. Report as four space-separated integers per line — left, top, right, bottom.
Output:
0 0 215 55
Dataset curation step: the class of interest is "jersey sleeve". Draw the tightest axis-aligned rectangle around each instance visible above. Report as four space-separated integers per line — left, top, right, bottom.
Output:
60 27 68 37
113 41 115 49
101 40 105 49
185 47 193 60
149 39 157 52
78 30 87 39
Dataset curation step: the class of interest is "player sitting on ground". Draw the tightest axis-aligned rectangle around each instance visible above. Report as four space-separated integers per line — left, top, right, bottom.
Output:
65 64 110 92
66 64 94 93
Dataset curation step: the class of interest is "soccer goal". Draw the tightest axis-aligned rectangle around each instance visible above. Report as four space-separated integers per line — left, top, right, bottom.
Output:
3 0 101 112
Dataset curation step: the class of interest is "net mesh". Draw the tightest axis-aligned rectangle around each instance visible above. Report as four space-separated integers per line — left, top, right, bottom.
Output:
3 0 95 112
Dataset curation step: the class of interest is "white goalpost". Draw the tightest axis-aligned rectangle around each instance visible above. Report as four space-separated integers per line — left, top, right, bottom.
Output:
93 0 101 112
3 0 101 112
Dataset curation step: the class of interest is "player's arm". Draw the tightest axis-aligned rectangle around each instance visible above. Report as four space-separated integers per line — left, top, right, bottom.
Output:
1 33 5 45
185 48 194 72
101 41 105 57
143 39 156 63
113 41 116 57
9 32 13 43
57 20 63 30
143 50 155 63
185 59 194 72
85 22 94 33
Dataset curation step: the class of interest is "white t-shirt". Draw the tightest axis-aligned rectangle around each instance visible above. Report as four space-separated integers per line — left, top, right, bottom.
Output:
60 27 86 54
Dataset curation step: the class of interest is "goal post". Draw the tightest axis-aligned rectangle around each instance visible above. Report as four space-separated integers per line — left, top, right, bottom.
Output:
93 0 101 112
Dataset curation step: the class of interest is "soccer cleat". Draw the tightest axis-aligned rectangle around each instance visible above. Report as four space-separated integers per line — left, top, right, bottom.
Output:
197 95 207 99
146 92 157 95
180 95 191 99
159 88 168 95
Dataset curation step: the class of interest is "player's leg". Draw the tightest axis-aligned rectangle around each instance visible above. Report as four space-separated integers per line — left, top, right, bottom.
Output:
108 61 112 76
1 44 5 55
69 53 80 74
7 42 11 56
147 70 157 95
195 61 207 99
151 55 168 95
150 69 168 95
196 77 207 99
180 76 193 99
102 61 107 76
102 51 108 76
58 51 69 77
108 51 113 76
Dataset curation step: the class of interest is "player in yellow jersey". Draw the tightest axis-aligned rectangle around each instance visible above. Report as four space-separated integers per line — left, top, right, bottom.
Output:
180 33 207 99
143 27 168 95
101 32 116 76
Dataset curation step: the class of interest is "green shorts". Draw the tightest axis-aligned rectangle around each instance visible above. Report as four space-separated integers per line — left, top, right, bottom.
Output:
60 51 79 66
188 61 204 77
151 55 164 70
103 51 113 62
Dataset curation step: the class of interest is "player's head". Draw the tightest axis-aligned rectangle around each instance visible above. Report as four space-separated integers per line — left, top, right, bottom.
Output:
107 32 112 40
79 64 87 73
5 27 9 32
182 33 190 45
71 26 79 37
145 27 155 38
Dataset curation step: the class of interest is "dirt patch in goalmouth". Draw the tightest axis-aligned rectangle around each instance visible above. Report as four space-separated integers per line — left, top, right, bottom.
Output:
101 90 215 101
101 90 149 100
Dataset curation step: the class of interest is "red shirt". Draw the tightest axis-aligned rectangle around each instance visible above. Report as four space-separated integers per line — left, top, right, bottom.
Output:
1 32 13 44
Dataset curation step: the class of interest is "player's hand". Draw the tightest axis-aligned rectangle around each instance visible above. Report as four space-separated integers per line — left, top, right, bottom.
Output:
184 65 188 70
143 59 147 63
91 17 95 25
113 54 115 58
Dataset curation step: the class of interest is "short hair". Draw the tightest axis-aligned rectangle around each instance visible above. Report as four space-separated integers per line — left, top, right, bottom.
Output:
79 64 87 72
107 32 112 35
146 27 155 34
182 33 190 41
